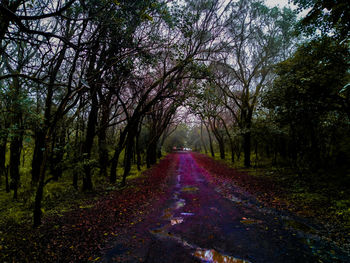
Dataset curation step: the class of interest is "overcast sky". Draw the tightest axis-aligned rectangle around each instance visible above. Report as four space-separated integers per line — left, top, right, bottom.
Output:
221 0 309 17
265 0 310 18
264 0 297 8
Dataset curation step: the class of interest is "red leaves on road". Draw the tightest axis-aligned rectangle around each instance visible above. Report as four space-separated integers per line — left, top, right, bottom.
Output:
191 153 284 207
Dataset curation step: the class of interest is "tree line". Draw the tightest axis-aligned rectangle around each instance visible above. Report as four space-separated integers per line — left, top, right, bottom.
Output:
184 0 349 176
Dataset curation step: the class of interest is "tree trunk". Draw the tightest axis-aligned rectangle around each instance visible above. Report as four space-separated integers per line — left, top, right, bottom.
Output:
9 122 22 200
243 131 251 167
147 141 157 168
234 138 241 161
110 148 121 183
110 129 128 183
33 137 50 227
98 94 111 178
157 144 162 159
255 140 258 167
5 165 10 193
31 130 45 183
109 127 129 184
9 75 23 199
82 90 98 191
0 134 7 186
200 123 208 154
205 124 215 157
218 139 225 160
135 131 141 171
72 115 81 189
121 134 134 187
50 126 65 181
33 44 67 184
98 131 108 178
221 119 234 163
33 177 45 227
72 172 78 190
146 149 151 169
211 122 225 160
230 143 235 163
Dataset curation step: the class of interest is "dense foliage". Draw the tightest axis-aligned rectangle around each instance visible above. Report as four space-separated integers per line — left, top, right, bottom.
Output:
263 37 350 171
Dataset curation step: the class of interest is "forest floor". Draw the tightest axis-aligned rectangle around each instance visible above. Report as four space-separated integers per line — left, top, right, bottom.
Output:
1 152 349 262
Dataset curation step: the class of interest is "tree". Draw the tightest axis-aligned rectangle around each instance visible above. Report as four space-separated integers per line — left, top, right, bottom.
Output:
1 34 40 198
293 0 350 40
0 83 9 190
145 99 179 168
213 0 297 167
264 37 350 170
163 123 189 151
108 0 227 183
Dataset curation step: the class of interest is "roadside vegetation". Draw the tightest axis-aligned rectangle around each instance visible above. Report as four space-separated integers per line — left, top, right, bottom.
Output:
192 152 350 248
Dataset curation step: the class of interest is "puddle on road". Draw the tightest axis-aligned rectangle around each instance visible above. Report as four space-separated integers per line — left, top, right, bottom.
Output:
177 175 182 187
150 228 165 234
150 154 345 263
227 195 243 204
151 226 251 263
181 212 195 216
150 226 196 249
240 217 262 225
171 217 184 225
181 186 199 192
174 199 186 209
194 248 251 263
150 227 174 238
300 237 317 250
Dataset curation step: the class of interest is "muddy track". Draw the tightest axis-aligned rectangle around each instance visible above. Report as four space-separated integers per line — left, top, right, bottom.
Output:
101 152 349 263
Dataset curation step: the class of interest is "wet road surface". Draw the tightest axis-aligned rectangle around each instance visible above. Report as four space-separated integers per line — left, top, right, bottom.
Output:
102 153 349 262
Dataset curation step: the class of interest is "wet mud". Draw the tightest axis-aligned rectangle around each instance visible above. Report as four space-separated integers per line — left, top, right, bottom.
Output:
102 153 349 263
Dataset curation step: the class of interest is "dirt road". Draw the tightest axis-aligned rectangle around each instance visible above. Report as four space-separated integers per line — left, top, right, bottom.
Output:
102 152 348 262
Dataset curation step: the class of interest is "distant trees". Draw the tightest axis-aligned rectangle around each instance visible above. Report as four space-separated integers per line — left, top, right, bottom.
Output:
257 0 350 172
264 37 350 170
163 123 189 152
221 0 297 167
186 0 297 166
185 0 350 175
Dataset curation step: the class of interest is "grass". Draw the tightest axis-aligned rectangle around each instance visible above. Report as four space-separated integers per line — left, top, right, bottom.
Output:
0 144 154 228
201 151 350 230
1 152 174 262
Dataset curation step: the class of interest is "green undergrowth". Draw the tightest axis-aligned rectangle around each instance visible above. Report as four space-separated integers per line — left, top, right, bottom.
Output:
203 151 350 230
0 161 150 228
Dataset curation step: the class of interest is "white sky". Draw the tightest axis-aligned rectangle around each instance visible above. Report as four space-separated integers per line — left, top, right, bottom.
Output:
221 0 309 18
264 0 297 9
265 0 310 18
